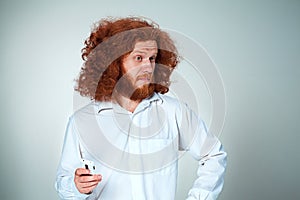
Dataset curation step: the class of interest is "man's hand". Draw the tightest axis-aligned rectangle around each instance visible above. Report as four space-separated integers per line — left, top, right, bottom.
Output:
74 168 102 194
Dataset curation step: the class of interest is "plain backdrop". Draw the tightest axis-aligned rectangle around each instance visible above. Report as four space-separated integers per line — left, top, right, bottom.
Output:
0 0 299 199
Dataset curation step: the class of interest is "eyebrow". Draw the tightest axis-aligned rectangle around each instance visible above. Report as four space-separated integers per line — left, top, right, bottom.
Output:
132 49 158 54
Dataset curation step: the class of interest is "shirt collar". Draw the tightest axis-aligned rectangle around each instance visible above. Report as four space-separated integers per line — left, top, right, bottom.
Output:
96 92 163 114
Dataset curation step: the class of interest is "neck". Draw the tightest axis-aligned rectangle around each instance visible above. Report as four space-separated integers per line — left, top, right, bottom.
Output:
113 94 141 113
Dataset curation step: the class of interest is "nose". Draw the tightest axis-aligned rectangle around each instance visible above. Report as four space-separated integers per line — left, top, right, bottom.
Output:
141 58 154 73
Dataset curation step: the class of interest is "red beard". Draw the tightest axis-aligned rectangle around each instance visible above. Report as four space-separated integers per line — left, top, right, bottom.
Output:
114 73 155 101
130 83 155 101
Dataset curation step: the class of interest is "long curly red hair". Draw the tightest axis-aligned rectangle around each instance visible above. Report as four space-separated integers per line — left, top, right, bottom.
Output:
75 17 179 101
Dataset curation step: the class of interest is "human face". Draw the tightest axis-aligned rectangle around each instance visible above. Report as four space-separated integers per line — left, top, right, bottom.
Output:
122 40 158 88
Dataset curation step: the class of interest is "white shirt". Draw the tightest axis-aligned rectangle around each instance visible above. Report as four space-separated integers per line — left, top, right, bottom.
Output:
55 93 227 200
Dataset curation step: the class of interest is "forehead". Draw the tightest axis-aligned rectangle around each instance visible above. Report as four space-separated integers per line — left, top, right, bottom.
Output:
132 40 158 53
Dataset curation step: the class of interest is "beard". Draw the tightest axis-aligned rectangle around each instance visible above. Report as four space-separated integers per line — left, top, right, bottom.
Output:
129 83 155 101
114 73 155 101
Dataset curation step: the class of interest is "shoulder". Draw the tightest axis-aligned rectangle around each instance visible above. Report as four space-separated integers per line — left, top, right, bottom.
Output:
155 93 191 116
156 93 181 105
157 93 202 120
157 93 189 108
71 101 105 119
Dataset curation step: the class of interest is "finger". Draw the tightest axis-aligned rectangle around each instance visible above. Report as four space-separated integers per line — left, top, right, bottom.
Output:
85 182 99 193
79 180 100 189
78 174 102 183
76 176 101 194
75 168 90 176
80 187 94 195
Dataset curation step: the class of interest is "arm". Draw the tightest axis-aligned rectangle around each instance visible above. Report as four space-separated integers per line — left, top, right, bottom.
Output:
178 104 227 200
55 117 101 199
186 137 226 200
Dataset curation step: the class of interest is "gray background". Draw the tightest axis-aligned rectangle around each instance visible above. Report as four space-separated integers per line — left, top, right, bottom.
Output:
0 0 299 199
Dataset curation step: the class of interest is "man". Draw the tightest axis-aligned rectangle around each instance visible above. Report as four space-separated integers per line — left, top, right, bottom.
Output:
55 17 227 200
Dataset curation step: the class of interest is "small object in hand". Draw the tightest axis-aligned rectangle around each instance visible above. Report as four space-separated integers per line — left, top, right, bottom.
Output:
81 159 96 175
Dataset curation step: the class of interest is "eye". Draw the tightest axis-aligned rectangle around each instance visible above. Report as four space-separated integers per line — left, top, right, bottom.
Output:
135 55 142 62
149 56 156 62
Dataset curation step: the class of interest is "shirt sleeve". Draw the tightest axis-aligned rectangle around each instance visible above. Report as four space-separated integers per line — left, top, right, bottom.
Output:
55 116 90 200
177 103 227 200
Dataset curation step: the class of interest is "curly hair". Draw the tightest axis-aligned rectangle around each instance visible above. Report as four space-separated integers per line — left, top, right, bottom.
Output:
75 16 179 101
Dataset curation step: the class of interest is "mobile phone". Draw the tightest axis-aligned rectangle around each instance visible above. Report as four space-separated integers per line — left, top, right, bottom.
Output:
81 159 96 174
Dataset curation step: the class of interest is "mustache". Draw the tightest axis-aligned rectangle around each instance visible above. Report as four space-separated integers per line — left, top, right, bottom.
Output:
136 73 152 80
